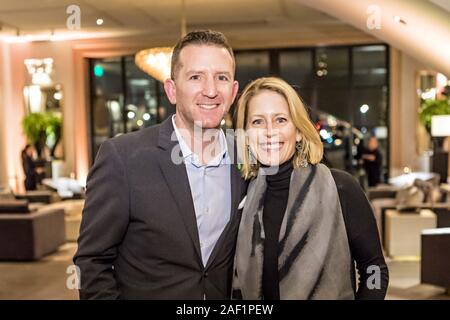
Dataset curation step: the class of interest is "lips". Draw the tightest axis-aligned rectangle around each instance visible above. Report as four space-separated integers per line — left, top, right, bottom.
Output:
259 142 284 151
197 103 220 110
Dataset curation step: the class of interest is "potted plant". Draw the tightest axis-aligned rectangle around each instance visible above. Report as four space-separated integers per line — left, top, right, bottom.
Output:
44 112 62 158
22 112 47 159
419 98 450 134
22 112 62 159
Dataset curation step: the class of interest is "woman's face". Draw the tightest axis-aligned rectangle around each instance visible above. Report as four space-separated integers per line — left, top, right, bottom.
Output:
246 90 300 166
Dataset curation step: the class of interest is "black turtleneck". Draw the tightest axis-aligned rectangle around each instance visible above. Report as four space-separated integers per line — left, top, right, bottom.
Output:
262 160 293 300
260 160 389 300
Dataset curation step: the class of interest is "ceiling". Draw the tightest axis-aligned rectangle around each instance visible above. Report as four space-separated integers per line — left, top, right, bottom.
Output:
0 0 377 46
296 0 450 76
0 0 449 75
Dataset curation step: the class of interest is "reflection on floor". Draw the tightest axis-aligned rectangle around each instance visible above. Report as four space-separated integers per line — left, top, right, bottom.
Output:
385 258 449 300
0 244 448 300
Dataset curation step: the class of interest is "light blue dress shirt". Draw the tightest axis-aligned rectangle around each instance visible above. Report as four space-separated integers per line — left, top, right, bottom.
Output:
172 115 231 267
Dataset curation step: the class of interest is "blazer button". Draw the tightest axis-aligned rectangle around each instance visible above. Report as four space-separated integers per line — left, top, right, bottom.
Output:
203 272 209 278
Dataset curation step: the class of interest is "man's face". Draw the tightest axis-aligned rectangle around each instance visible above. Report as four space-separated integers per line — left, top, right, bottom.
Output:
368 137 378 151
164 45 239 130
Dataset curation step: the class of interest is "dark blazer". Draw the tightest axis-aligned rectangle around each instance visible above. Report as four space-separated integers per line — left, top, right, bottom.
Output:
74 117 246 300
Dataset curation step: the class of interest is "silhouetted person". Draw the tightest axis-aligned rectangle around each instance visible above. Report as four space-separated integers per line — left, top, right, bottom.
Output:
361 137 382 187
21 145 37 191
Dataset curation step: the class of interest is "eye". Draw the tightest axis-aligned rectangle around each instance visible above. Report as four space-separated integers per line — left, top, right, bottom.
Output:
275 117 287 124
218 74 229 81
189 74 200 80
252 119 264 126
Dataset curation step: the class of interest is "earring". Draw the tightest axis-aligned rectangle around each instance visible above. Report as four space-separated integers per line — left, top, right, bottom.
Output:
296 141 308 168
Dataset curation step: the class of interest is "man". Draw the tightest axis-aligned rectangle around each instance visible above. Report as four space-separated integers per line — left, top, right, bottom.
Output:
74 30 245 299
360 136 382 187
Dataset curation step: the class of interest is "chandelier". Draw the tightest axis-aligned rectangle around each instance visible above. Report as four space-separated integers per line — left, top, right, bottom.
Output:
135 0 186 83
135 47 173 83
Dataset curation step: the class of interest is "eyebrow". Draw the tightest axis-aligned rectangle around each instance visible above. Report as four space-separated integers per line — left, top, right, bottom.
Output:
250 113 289 118
185 70 232 76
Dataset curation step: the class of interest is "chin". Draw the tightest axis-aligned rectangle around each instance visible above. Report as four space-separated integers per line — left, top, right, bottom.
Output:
257 151 282 166
198 116 223 129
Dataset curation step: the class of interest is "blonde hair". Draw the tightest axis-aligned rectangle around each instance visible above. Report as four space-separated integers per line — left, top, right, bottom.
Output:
235 77 323 180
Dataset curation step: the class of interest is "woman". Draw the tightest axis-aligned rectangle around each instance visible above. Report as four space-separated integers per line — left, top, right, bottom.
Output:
233 77 388 300
21 144 37 191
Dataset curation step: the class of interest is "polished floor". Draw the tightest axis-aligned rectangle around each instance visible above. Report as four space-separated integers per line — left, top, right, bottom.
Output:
0 244 448 300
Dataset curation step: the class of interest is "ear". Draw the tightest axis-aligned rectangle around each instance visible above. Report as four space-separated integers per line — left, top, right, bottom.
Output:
296 130 302 142
231 80 239 103
164 79 177 105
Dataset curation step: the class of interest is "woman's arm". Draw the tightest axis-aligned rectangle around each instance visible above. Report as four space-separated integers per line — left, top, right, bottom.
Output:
330 169 389 300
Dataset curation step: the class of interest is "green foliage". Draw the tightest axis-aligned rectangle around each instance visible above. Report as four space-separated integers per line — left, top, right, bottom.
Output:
21 112 62 157
419 98 450 132
44 112 62 147
22 112 47 144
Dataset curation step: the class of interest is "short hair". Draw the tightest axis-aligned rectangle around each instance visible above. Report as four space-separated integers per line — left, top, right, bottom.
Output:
235 77 324 180
171 30 235 80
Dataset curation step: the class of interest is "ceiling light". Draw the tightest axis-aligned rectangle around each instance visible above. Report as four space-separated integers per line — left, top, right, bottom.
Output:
96 18 104 26
135 47 173 82
135 0 187 82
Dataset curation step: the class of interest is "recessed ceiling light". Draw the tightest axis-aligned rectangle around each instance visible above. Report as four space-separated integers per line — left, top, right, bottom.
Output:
393 16 407 25
96 18 104 26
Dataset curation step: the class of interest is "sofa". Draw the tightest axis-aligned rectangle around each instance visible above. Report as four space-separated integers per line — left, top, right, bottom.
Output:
368 175 450 248
0 203 65 261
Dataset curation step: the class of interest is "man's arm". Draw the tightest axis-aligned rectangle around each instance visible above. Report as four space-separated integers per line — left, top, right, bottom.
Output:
73 139 130 300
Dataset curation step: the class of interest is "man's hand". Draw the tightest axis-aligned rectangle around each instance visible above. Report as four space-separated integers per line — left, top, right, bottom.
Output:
362 154 376 161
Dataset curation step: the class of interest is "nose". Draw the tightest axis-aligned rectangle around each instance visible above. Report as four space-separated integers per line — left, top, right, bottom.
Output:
265 122 276 138
202 76 218 98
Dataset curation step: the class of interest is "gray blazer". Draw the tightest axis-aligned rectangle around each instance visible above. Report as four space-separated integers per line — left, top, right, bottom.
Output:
74 117 246 299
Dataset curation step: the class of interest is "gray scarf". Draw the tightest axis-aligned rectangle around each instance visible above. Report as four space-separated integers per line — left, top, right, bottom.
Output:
233 163 355 299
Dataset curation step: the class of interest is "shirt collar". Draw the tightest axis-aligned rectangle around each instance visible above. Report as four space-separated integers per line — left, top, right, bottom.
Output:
171 115 229 168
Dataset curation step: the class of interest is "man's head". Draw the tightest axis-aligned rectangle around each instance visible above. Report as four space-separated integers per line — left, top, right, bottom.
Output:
368 136 379 151
170 30 235 81
164 30 239 130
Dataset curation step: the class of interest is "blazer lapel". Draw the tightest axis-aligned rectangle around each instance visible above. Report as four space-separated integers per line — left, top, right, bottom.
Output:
157 118 202 265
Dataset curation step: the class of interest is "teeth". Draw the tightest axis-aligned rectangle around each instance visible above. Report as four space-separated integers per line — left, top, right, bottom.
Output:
198 104 219 109
260 143 282 150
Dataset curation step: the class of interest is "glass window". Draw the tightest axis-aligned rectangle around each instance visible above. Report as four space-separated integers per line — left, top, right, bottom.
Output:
315 87 350 121
124 56 158 131
279 50 313 88
88 45 390 181
90 58 124 157
351 86 388 128
89 56 173 162
235 51 270 88
352 45 387 86
315 47 349 88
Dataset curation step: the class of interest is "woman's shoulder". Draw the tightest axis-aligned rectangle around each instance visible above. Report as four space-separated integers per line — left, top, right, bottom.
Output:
328 168 362 195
